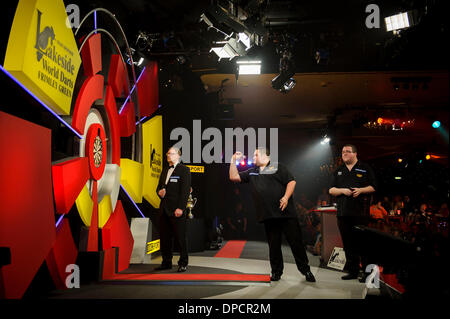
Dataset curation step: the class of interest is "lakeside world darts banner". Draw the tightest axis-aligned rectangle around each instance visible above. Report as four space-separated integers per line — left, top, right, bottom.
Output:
4 0 81 115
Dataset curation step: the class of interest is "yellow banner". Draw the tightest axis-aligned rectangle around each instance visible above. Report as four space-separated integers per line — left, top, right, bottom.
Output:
146 239 160 255
142 116 163 208
4 0 81 115
186 165 205 173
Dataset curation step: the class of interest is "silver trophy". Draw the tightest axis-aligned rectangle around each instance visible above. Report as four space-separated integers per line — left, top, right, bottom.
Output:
186 193 197 219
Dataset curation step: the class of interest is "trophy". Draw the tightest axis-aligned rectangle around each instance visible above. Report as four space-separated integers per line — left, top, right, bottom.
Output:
186 193 197 219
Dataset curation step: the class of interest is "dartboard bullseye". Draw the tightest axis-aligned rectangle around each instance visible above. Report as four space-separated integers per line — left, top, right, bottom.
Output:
93 136 103 168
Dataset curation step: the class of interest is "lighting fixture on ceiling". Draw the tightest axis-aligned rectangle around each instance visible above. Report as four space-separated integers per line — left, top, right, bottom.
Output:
385 11 416 33
210 37 247 61
320 135 331 145
238 32 252 50
236 60 261 74
125 48 145 67
271 72 296 93
432 121 441 128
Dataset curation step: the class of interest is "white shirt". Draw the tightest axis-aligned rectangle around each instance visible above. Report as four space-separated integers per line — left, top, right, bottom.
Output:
165 161 179 185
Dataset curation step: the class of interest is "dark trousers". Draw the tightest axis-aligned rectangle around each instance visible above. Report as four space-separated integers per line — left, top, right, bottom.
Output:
159 212 188 267
337 216 369 274
263 218 310 276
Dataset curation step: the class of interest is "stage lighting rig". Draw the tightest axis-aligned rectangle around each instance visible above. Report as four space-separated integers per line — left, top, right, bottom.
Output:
385 10 419 34
210 35 247 61
199 2 266 61
135 31 161 52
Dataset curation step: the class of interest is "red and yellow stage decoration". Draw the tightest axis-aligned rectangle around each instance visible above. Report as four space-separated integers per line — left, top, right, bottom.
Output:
0 0 162 298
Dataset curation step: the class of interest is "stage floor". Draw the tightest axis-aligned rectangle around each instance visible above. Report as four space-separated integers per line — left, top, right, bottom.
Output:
47 240 368 299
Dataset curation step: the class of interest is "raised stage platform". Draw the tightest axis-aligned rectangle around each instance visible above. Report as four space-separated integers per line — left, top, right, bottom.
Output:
46 240 369 299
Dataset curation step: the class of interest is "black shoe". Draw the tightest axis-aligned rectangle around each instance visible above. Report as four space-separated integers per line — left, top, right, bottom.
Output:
154 264 172 271
304 271 316 282
341 273 358 280
270 274 281 281
177 265 187 272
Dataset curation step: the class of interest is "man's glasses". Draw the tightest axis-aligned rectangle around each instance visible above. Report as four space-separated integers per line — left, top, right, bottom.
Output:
166 152 178 156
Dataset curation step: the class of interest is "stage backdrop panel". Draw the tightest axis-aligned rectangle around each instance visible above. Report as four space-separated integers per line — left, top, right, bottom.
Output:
0 111 56 299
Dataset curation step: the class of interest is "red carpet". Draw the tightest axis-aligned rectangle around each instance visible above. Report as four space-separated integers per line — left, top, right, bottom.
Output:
214 240 247 258
104 273 270 282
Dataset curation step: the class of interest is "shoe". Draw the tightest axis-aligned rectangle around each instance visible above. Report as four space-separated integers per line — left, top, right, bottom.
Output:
154 264 172 271
304 271 316 282
177 265 187 272
270 274 281 281
341 273 358 280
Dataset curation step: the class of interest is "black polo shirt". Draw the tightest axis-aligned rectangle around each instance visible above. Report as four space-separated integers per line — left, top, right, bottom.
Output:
239 162 297 223
329 161 377 217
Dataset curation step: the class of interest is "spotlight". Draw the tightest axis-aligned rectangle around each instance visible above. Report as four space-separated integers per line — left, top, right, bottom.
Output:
283 78 296 92
236 60 261 75
432 121 441 128
320 136 330 145
125 48 145 67
210 37 246 61
385 12 414 32
247 160 253 165
398 158 403 163
176 55 186 65
240 160 246 166
425 154 431 160
238 32 251 50
271 73 295 93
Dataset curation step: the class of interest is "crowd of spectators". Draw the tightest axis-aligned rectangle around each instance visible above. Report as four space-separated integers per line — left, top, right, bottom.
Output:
367 194 448 242
294 190 449 259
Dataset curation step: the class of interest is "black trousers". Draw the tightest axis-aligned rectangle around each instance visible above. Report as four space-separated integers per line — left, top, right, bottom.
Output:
159 212 188 267
337 216 369 274
263 218 310 276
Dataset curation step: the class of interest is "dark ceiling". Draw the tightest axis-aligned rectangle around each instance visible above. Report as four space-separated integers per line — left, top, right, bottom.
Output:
71 0 449 72
1 0 448 162
66 0 448 161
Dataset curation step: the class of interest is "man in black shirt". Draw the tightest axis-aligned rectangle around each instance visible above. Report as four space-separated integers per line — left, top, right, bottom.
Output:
329 144 377 280
229 147 316 282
